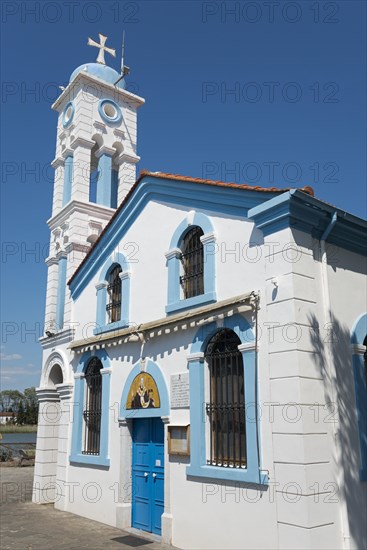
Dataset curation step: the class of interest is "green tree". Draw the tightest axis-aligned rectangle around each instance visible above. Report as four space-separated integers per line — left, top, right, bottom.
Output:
0 390 24 412
17 401 26 425
24 387 38 424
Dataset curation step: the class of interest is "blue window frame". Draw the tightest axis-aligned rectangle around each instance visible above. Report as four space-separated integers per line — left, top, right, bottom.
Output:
165 212 217 314
94 251 130 335
351 313 367 481
70 350 111 467
187 314 268 485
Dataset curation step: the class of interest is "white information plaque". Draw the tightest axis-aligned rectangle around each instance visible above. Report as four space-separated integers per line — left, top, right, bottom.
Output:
171 373 190 408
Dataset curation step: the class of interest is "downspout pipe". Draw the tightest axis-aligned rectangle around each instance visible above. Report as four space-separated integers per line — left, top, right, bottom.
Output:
320 212 350 549
321 211 338 242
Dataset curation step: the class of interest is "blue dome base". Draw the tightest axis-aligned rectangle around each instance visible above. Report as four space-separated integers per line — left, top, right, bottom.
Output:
69 63 126 89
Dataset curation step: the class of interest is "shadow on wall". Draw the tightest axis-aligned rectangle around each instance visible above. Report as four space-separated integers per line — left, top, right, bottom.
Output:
308 311 366 550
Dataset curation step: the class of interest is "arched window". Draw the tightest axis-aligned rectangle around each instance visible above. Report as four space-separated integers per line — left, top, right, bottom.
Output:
83 357 102 455
205 329 246 468
180 226 204 299
106 265 122 323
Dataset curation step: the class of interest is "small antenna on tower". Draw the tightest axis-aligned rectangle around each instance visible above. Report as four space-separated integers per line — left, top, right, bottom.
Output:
114 31 130 86
121 31 125 74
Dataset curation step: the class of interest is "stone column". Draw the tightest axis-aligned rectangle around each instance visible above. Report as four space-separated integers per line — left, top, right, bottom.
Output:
44 257 59 332
117 152 139 206
33 389 61 504
116 418 133 529
54 384 73 511
62 154 73 206
51 157 65 216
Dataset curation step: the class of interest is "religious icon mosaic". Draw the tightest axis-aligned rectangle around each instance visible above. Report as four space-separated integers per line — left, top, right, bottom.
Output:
126 372 160 409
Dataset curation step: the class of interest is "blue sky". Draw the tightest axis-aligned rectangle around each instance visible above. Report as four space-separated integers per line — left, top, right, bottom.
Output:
1 0 366 391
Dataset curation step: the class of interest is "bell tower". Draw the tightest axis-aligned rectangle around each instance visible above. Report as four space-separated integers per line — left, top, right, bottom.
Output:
44 34 145 335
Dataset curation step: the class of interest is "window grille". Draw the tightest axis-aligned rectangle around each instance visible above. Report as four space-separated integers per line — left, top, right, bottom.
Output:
180 227 204 299
205 329 247 468
83 357 102 455
106 265 122 323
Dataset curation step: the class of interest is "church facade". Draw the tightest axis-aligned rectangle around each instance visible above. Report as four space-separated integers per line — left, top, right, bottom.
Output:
33 37 367 550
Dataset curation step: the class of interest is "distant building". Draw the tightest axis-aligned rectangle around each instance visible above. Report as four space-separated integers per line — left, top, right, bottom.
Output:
0 412 16 424
33 36 367 550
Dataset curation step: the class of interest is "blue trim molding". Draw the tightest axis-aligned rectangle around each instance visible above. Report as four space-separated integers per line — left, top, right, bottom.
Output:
351 313 367 481
165 212 217 314
187 314 268 485
96 154 113 208
55 256 67 331
70 349 111 467
120 359 170 420
248 190 367 255
94 252 130 335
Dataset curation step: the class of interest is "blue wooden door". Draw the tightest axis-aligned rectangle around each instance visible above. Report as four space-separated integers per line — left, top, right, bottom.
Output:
132 418 164 535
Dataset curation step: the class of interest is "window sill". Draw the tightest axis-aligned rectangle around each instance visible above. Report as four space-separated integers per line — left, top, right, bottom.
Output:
69 453 110 468
165 292 217 315
93 320 129 336
186 464 269 485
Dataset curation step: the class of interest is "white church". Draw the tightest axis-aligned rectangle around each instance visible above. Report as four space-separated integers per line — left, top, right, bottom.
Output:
33 35 367 549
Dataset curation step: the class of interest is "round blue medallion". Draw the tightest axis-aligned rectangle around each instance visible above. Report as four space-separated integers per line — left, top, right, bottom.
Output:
62 101 75 128
98 99 122 125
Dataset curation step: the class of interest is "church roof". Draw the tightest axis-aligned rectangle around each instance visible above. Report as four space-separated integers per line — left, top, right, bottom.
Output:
69 62 126 90
68 171 314 287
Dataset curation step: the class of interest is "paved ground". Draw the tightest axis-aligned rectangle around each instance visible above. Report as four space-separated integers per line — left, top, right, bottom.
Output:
0 466 175 550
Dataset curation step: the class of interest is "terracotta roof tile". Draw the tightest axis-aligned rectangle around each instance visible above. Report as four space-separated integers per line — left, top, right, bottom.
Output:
68 171 314 286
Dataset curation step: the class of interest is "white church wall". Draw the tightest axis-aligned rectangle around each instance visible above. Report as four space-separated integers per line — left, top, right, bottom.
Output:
325 247 367 550
72 200 267 342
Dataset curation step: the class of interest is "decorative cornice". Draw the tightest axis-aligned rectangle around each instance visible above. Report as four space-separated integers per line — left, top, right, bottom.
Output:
165 248 181 260
39 327 75 350
200 232 217 245
95 145 116 158
51 157 65 169
61 148 74 159
64 242 90 255
55 383 74 399
117 152 140 165
51 71 145 112
69 293 254 350
47 200 115 231
238 342 258 353
113 128 125 140
56 250 68 261
93 121 107 134
186 352 205 363
96 281 109 290
70 136 95 151
35 388 60 402
101 368 113 375
74 372 85 379
119 271 131 281
45 256 59 267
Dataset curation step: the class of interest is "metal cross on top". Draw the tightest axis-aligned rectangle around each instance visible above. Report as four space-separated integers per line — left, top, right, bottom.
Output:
87 33 116 65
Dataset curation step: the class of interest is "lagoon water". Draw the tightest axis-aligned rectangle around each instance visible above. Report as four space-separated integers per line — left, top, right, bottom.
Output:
1 432 37 444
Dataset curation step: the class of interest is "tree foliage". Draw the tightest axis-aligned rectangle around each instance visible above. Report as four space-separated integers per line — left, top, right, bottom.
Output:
0 387 38 425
